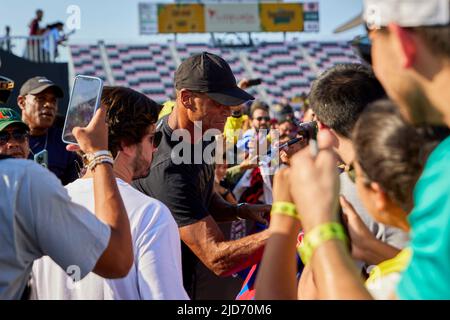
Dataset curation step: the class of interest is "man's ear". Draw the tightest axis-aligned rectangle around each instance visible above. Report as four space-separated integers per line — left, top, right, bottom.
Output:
17 95 26 112
179 89 194 111
369 182 389 213
388 23 417 69
119 140 135 157
317 120 329 130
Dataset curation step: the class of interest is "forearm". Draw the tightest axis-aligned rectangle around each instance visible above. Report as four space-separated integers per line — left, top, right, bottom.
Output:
360 238 401 266
312 239 373 299
93 164 132 267
208 192 238 222
255 216 300 300
209 229 269 276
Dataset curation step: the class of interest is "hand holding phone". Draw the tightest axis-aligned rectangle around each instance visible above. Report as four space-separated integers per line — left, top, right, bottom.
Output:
247 78 262 87
62 75 104 145
34 149 48 168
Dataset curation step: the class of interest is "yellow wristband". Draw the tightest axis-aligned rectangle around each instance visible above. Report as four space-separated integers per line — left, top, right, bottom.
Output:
270 201 300 221
298 222 348 265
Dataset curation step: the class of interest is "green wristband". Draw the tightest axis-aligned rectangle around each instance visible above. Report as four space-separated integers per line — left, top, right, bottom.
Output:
270 201 300 221
298 222 348 265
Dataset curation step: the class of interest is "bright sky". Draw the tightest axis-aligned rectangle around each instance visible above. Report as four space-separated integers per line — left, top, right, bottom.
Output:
0 0 365 44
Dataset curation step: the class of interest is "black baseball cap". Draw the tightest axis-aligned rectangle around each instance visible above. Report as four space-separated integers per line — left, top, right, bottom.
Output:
175 52 254 106
19 76 64 98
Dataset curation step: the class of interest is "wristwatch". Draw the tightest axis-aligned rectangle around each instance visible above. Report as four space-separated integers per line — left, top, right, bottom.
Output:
236 203 246 220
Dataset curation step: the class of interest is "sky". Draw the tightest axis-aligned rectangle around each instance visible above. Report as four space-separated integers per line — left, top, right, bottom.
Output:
0 0 365 44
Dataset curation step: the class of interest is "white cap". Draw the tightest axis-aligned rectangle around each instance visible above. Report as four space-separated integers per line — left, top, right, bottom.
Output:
364 0 450 29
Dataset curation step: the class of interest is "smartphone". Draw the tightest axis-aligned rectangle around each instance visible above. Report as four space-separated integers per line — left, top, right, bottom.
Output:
34 149 48 168
62 75 104 145
247 78 262 87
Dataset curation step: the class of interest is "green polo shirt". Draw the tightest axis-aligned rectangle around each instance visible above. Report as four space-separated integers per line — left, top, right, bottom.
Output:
397 137 450 299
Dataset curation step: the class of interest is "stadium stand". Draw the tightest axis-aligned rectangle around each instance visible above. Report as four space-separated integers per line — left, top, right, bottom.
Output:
69 41 361 105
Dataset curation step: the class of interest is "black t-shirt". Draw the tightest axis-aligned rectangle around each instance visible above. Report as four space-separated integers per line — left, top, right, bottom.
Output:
28 126 81 186
133 116 215 298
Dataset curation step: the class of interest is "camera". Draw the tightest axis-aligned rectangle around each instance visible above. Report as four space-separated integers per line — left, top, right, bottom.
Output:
296 121 318 142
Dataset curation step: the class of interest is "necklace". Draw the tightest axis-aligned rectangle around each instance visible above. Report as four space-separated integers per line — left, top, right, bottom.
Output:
29 131 49 157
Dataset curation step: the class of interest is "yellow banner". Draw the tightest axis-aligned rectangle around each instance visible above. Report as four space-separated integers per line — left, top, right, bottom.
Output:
259 3 303 32
158 4 205 33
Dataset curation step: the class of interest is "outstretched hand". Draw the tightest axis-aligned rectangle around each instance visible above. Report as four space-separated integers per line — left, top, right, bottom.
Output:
237 203 271 226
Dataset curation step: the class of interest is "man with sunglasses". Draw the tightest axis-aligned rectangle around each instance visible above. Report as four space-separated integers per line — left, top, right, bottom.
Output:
133 52 271 299
0 108 30 159
32 86 188 300
237 100 271 155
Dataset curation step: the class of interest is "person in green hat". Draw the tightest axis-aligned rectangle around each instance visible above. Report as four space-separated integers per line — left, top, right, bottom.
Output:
0 108 30 159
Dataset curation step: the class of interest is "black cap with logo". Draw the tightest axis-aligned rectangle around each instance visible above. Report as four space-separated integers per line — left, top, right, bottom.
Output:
175 52 254 106
19 76 64 98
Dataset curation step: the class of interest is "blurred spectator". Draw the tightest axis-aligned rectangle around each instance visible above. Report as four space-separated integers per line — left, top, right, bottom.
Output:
0 108 30 159
17 76 81 185
308 64 409 266
28 9 44 36
0 26 12 52
32 86 188 300
259 0 450 300
236 100 271 154
42 22 67 60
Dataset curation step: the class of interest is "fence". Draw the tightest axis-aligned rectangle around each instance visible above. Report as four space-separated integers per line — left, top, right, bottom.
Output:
0 35 56 63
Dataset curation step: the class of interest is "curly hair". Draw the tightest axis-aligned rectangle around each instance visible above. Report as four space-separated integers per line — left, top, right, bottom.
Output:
102 86 162 157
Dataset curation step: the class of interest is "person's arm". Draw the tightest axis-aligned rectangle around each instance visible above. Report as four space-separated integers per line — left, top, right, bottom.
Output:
288 130 373 299
340 196 400 265
180 215 269 277
68 106 133 278
208 191 269 225
255 168 301 300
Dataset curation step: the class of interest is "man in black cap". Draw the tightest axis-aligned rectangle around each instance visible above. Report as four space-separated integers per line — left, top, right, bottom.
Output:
18 76 80 185
133 52 271 299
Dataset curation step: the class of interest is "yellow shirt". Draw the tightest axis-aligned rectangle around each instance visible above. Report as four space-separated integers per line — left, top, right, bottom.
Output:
224 115 249 144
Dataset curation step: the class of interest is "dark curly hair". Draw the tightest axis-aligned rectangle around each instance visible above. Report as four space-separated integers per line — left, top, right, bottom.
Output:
102 86 162 157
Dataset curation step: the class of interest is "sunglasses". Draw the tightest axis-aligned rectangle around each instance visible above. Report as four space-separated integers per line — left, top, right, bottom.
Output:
255 116 271 122
149 131 162 148
0 129 29 146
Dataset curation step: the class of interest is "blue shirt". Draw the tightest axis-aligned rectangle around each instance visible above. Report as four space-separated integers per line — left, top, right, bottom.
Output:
28 126 81 185
397 136 450 299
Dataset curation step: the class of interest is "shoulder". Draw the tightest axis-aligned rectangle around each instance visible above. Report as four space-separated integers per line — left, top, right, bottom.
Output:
128 188 177 232
1 159 52 180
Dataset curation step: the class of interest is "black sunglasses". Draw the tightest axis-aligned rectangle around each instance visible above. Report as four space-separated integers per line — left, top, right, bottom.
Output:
0 129 29 146
255 116 271 122
149 131 162 148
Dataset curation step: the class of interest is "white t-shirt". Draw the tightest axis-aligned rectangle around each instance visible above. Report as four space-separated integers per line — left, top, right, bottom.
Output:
32 178 189 300
0 159 110 300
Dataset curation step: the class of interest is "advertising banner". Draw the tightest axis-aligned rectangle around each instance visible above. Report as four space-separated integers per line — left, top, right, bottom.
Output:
259 3 304 32
157 4 205 33
205 4 260 33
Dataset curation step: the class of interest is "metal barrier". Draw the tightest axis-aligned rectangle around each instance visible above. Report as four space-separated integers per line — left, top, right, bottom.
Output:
0 35 56 63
